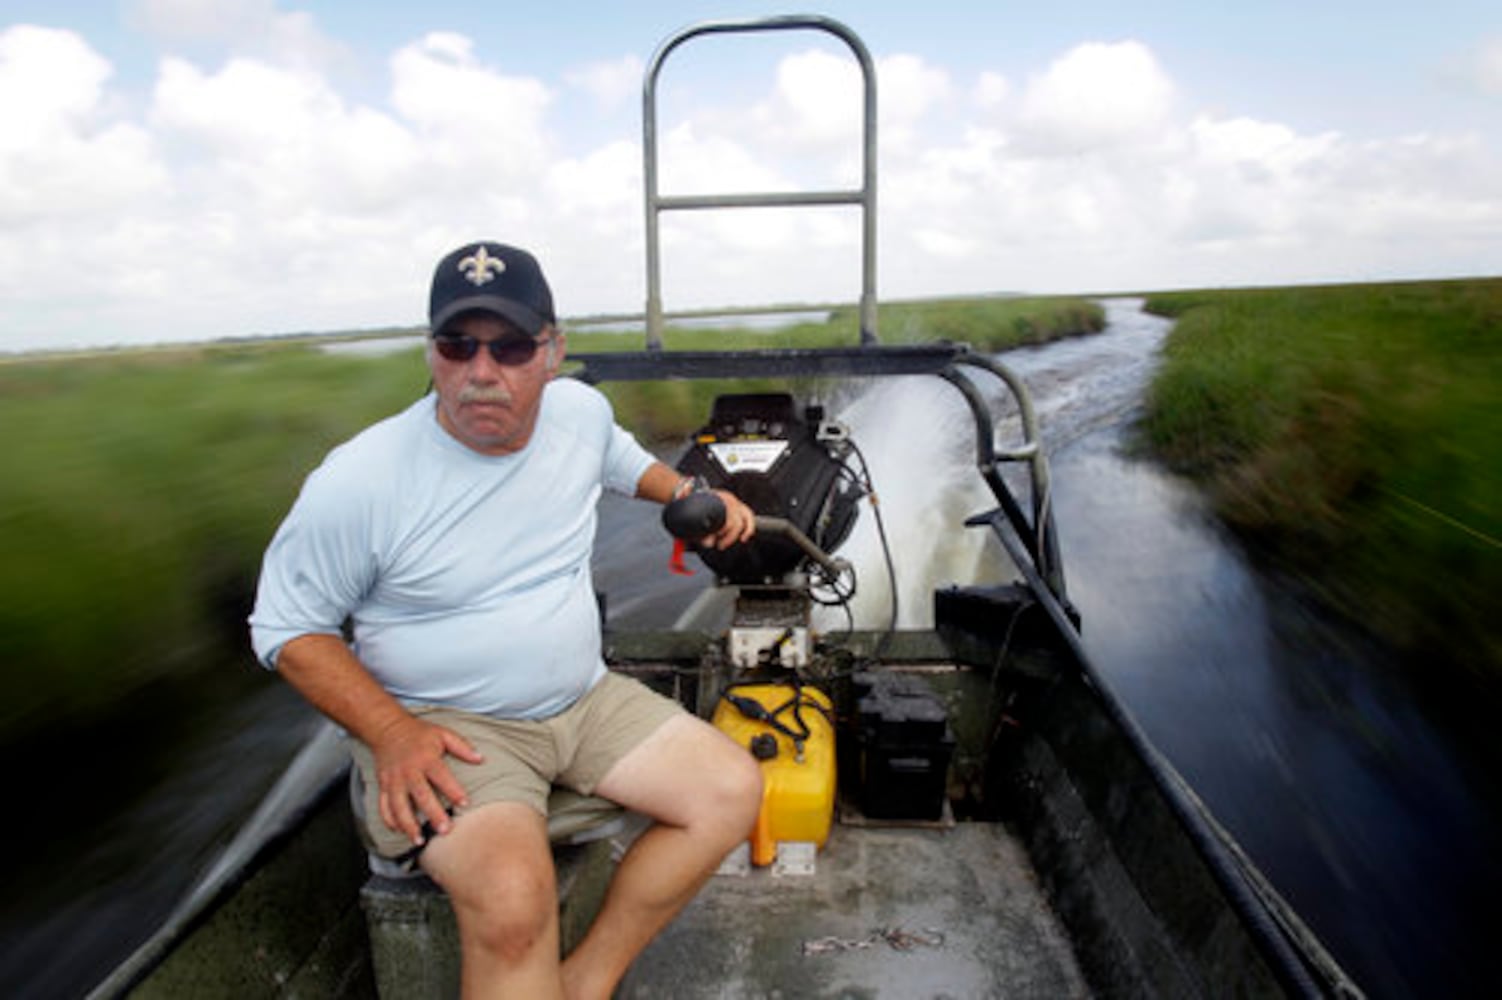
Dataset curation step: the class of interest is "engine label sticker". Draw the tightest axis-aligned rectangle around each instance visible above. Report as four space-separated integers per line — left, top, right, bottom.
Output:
708 440 789 474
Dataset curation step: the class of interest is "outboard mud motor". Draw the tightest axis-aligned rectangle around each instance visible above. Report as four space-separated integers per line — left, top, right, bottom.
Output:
662 392 883 875
665 392 870 671
673 392 861 585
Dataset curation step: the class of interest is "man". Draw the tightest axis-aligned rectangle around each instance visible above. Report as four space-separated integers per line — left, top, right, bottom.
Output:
249 241 762 999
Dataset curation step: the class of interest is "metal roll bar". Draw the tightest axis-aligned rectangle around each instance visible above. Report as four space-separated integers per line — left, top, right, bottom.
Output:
642 15 879 348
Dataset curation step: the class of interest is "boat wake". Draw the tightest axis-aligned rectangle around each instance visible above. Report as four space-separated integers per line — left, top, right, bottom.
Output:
821 376 1001 631
818 298 1171 632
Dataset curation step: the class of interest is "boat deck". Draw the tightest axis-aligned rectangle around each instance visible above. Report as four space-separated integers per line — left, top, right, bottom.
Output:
617 819 1091 999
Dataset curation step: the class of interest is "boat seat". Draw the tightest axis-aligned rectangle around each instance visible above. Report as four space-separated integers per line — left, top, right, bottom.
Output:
356 783 629 998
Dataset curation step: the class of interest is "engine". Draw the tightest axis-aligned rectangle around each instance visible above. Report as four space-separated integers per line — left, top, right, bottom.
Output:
674 392 860 584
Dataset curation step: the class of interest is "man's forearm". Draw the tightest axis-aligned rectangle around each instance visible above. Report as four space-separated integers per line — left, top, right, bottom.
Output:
635 460 690 504
274 633 412 747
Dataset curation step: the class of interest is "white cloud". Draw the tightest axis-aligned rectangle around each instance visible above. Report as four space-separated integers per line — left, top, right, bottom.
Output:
1017 40 1175 154
547 139 639 224
155 57 330 153
877 54 954 151
0 25 573 351
872 40 1502 300
0 25 110 138
540 139 643 314
737 49 953 164
652 119 820 287
389 32 554 179
0 27 168 322
748 48 864 158
658 118 788 195
973 71 1009 111
0 26 165 224
151 58 394 228
1 26 1499 354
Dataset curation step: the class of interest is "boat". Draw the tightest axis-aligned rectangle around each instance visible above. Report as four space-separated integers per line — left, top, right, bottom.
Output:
87 16 1362 999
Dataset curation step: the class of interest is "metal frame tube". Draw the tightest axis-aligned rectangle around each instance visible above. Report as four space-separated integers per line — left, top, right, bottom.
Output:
642 15 878 348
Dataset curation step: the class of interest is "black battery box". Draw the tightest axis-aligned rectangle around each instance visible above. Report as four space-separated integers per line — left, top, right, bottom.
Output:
852 671 955 820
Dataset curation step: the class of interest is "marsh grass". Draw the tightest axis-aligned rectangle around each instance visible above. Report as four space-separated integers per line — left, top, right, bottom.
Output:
0 343 427 743
1140 279 1502 685
0 296 1100 744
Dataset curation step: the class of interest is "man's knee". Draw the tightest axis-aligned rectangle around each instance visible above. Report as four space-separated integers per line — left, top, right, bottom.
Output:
725 751 764 835
446 854 558 961
691 736 764 839
422 804 560 962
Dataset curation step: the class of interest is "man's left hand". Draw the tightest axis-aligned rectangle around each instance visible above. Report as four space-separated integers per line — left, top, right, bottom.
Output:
703 489 756 549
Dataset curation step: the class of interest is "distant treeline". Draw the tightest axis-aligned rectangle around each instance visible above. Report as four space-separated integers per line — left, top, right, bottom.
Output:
0 296 1101 748
1138 278 1501 699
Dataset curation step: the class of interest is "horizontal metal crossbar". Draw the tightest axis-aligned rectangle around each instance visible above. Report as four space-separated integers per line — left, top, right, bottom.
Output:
567 344 968 383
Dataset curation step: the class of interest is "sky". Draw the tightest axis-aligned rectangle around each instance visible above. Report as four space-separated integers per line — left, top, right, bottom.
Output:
1 0 1499 353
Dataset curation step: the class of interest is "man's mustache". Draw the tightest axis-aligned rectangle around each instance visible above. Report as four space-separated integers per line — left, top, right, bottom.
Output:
458 385 512 405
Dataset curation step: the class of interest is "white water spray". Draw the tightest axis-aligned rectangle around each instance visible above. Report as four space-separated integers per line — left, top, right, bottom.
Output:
817 376 1009 631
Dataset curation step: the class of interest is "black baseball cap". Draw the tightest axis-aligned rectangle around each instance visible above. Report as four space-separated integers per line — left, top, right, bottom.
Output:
428 241 556 337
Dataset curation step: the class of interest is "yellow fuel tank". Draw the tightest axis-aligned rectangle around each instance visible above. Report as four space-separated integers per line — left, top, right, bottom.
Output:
711 682 836 867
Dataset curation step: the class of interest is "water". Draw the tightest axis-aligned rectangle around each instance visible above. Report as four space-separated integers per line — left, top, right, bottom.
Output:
0 674 319 999
7 300 1495 998
1050 427 1496 999
318 335 424 356
1037 307 1497 999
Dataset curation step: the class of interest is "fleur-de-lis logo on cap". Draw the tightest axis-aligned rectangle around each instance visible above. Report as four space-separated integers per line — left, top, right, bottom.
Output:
458 246 506 286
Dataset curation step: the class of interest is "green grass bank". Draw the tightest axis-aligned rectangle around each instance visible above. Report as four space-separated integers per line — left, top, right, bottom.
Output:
0 296 1101 747
1138 279 1501 695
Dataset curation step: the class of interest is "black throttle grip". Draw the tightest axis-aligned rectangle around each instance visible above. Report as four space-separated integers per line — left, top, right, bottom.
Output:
662 490 726 541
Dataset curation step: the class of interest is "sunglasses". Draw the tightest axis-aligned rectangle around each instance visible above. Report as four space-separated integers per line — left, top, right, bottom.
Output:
433 332 545 366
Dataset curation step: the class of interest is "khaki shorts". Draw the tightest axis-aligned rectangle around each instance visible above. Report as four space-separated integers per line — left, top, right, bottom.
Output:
350 672 683 860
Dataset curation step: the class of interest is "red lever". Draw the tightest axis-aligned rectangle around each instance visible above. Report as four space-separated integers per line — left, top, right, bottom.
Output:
669 538 694 576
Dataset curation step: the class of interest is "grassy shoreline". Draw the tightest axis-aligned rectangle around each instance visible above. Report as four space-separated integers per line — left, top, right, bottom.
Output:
1137 279 1501 697
0 296 1101 747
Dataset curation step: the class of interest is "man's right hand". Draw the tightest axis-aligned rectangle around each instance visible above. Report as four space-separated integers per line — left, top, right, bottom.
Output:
370 714 485 846
271 634 488 848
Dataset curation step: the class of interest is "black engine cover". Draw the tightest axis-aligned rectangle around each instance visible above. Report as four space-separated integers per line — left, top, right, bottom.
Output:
676 393 858 583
